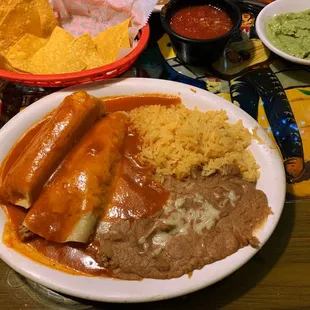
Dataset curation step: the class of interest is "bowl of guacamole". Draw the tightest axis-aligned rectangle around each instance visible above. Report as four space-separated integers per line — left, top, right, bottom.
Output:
256 0 310 65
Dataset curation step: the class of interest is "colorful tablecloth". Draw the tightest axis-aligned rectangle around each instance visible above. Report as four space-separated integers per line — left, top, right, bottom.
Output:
0 5 309 202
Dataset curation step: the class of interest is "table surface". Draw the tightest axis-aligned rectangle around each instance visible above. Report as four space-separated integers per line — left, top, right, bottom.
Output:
0 5 310 310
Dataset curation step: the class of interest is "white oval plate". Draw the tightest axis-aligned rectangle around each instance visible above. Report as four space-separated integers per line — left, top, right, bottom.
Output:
0 78 286 303
256 0 310 66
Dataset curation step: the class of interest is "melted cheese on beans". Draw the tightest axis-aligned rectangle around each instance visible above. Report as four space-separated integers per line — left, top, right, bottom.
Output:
150 194 220 251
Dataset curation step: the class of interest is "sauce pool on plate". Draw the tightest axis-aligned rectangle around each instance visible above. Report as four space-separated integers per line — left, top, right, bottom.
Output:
170 5 233 40
0 94 180 277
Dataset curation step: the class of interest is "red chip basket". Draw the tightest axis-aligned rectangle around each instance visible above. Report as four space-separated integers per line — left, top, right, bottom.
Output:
0 24 150 88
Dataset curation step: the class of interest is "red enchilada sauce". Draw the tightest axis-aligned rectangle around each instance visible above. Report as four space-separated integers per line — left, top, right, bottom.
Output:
103 95 179 220
170 5 233 40
0 94 180 276
103 127 167 220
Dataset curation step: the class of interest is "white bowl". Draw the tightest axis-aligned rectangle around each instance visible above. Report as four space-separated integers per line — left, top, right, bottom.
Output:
256 0 310 66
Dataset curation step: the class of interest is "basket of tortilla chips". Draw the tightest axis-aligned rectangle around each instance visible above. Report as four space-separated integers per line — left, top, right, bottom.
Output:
0 0 153 87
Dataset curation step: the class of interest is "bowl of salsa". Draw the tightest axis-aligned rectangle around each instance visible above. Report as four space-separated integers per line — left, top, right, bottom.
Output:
160 0 242 65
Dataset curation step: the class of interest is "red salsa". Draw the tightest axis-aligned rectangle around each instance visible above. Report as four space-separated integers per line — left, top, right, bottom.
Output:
170 5 233 40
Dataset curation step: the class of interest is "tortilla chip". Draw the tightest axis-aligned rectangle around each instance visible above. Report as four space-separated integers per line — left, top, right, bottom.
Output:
0 9 5 24
4 60 18 72
121 29 131 49
0 0 42 55
35 0 58 37
50 55 86 74
68 34 105 70
0 52 5 69
93 18 131 65
4 59 33 73
0 0 19 23
22 60 52 74
26 26 86 74
5 34 47 72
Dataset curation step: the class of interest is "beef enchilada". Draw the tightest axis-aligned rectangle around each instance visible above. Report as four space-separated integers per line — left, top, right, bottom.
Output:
0 91 104 209
24 112 128 243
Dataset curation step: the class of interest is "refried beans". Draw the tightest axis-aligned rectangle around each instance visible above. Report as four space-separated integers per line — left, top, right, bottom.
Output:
97 165 271 280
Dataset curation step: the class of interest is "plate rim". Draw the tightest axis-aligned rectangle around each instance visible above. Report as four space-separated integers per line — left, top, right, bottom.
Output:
0 78 286 303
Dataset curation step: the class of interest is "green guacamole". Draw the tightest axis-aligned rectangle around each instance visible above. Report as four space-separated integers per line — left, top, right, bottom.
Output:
267 9 310 59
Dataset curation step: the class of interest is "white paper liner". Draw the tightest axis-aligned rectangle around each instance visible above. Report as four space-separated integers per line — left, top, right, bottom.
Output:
49 0 157 39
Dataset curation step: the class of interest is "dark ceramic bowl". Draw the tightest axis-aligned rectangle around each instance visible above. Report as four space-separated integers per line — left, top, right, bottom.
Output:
160 0 242 65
